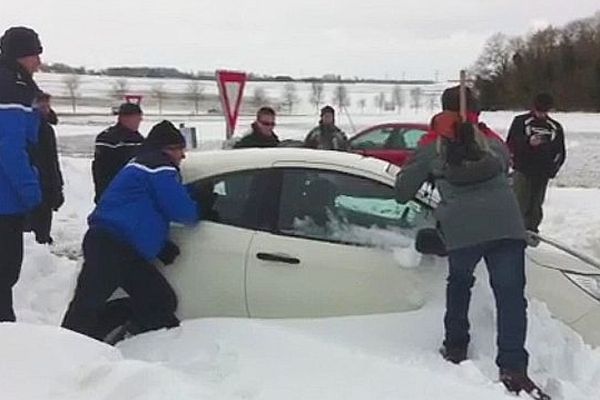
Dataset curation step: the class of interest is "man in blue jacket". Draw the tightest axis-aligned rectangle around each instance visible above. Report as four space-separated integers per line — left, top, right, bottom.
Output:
62 120 201 341
0 27 43 321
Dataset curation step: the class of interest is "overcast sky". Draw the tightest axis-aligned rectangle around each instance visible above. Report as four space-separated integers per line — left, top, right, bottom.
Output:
1 1 598 80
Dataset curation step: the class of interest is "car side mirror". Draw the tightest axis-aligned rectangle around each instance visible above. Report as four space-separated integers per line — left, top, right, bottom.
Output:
415 228 447 257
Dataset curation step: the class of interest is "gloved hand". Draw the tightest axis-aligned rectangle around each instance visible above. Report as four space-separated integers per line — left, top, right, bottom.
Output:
157 240 180 266
50 190 65 211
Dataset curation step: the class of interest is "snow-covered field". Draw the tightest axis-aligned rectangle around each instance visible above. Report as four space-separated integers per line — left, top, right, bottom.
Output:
4 73 600 398
2 143 600 399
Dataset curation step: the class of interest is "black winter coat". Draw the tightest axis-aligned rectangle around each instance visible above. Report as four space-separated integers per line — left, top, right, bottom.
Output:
92 123 144 203
24 110 64 244
233 123 280 148
506 112 566 178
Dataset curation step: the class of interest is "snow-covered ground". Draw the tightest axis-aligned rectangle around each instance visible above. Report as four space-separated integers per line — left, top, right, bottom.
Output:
3 148 600 399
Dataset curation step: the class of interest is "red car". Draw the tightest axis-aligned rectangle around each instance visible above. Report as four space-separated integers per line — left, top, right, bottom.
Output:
348 123 429 166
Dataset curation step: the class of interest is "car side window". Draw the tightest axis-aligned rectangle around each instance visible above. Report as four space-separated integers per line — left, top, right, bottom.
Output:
384 128 427 150
402 128 427 149
188 169 278 230
349 127 395 150
277 169 432 248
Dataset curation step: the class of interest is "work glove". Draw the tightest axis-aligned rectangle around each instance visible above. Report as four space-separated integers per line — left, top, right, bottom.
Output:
157 240 180 266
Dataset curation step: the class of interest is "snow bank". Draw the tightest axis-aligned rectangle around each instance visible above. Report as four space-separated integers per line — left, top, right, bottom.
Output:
6 156 600 400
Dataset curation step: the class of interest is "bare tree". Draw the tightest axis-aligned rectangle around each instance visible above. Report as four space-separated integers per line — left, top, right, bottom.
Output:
473 33 512 80
62 74 81 113
111 78 129 101
281 83 299 114
309 81 324 113
151 83 166 115
358 98 367 113
186 81 205 115
391 85 404 113
427 92 438 112
332 84 350 110
410 87 423 113
374 92 386 112
252 87 269 108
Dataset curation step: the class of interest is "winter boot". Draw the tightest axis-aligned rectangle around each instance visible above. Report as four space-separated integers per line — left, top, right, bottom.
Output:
439 345 467 364
499 369 551 400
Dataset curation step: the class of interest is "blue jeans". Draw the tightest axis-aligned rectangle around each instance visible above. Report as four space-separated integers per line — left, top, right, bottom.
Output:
444 239 529 371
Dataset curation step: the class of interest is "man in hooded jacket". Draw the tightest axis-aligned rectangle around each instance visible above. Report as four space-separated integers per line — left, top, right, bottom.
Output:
395 86 550 400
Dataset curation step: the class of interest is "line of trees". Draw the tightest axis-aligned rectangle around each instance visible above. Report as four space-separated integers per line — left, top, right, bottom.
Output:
42 63 433 85
58 75 433 115
474 12 600 111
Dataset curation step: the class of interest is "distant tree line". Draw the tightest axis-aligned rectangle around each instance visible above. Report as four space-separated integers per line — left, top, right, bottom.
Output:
474 12 600 111
41 63 433 85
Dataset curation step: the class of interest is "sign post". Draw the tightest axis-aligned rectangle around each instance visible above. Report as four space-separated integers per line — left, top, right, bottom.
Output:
216 70 247 140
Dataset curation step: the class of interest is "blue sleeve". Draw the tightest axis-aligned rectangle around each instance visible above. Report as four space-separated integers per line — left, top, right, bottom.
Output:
148 168 201 225
0 107 41 210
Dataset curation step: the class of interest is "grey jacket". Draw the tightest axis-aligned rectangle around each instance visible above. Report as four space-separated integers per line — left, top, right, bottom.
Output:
395 135 526 251
304 124 349 151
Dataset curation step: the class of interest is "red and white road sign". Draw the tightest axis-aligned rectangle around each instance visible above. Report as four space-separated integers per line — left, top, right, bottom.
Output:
216 70 247 139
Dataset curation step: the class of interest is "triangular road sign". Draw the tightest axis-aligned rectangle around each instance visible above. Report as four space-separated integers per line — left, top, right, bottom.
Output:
216 70 247 139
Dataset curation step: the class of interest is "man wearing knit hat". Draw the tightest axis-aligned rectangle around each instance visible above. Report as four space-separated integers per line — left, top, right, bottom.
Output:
62 120 202 342
304 105 348 151
0 26 43 321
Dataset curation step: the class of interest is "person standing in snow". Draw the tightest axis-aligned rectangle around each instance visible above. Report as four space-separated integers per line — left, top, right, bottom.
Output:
233 106 280 148
304 105 349 151
0 26 43 322
395 86 550 400
62 121 201 342
92 103 144 203
24 92 64 245
507 93 566 239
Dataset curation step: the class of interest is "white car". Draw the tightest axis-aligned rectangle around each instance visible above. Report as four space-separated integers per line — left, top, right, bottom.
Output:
525 238 600 347
164 148 600 347
166 148 430 319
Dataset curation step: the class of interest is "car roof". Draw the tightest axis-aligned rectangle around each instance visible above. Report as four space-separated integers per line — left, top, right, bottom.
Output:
181 148 398 184
353 122 429 133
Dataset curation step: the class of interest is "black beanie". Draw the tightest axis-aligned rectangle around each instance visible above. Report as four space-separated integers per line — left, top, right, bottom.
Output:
441 86 479 113
145 120 186 149
118 103 143 116
0 27 43 59
320 105 335 116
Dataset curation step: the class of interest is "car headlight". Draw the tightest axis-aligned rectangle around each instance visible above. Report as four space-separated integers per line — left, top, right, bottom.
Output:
563 272 600 301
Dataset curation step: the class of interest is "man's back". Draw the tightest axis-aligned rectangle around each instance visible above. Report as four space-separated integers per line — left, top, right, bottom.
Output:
90 148 198 260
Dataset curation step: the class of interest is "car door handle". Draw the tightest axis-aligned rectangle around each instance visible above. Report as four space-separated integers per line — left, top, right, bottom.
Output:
256 252 300 265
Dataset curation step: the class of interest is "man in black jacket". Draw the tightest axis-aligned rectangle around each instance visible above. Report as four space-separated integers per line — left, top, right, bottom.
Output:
92 103 144 203
507 93 566 235
233 107 280 148
25 92 64 244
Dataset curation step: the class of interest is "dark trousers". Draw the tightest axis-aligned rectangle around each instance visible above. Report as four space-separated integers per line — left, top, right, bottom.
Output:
0 215 25 322
512 171 549 232
444 239 529 372
61 228 179 340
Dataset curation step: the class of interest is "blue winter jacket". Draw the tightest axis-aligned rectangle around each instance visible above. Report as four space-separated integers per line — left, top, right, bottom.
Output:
88 148 201 260
0 56 42 215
